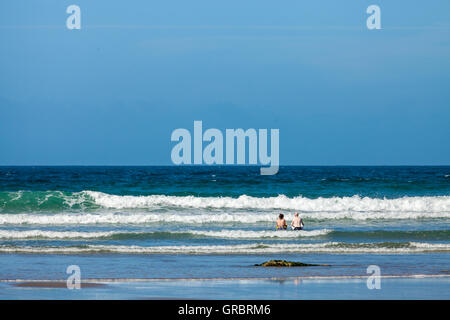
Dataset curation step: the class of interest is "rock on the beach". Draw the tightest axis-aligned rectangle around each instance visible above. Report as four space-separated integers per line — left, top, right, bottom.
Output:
255 260 321 267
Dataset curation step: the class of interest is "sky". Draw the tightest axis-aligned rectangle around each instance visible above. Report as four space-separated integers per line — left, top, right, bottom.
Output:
0 0 449 165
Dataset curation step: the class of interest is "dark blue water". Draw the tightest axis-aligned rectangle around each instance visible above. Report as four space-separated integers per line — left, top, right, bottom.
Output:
1 166 449 198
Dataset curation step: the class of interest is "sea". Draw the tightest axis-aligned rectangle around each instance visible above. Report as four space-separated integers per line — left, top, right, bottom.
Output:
0 166 449 285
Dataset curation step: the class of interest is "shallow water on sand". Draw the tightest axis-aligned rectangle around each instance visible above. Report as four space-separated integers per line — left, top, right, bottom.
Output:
2 277 449 300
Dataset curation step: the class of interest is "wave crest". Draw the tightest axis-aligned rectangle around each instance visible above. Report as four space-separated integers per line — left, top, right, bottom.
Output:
85 191 450 212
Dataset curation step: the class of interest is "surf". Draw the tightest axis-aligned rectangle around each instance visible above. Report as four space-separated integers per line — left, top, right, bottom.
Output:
1 190 450 215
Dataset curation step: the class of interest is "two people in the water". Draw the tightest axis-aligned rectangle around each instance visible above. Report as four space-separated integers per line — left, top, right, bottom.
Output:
276 212 304 230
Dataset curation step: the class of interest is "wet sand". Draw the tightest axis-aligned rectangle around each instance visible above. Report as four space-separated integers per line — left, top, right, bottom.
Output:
13 282 106 288
1 276 449 300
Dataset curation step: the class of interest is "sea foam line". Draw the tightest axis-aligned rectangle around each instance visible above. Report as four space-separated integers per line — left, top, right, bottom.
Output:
188 229 332 238
1 242 449 254
2 274 450 283
0 230 116 239
0 229 332 239
0 210 449 226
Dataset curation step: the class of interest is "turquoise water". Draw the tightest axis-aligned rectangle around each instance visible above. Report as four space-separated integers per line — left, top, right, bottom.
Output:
0 166 449 283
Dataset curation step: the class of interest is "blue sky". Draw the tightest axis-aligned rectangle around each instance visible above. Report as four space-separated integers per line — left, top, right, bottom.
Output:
0 0 449 165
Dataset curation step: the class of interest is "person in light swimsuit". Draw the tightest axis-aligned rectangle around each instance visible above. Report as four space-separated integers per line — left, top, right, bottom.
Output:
291 212 304 230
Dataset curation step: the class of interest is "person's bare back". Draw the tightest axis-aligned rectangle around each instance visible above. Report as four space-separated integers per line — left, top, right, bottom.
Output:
291 212 303 230
276 214 287 230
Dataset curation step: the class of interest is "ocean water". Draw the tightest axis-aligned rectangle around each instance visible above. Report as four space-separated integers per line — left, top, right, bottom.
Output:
0 166 449 282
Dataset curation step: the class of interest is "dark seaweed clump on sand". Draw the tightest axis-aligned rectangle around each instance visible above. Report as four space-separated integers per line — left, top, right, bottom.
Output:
255 260 327 267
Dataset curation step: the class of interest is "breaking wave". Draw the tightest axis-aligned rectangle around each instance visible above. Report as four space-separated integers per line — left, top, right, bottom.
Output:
84 191 450 212
1 191 449 221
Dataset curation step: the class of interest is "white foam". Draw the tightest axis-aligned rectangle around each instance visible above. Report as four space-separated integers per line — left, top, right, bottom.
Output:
189 229 332 238
84 191 450 213
0 228 331 239
0 208 448 226
10 191 23 202
0 241 448 254
0 230 116 239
